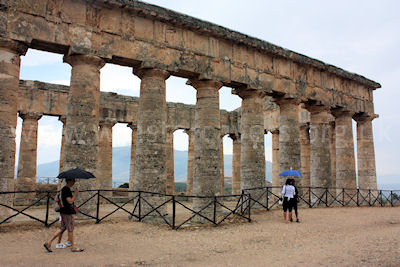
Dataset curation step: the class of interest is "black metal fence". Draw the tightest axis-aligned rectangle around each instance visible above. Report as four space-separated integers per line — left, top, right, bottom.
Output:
0 186 398 229
0 189 251 229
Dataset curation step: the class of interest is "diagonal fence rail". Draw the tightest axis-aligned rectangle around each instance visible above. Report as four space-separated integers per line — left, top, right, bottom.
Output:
0 186 399 229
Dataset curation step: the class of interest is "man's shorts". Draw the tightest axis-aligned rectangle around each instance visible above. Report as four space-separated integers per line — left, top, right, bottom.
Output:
60 214 74 232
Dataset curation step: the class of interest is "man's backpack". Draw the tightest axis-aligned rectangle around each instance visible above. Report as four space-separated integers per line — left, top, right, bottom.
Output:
54 190 63 212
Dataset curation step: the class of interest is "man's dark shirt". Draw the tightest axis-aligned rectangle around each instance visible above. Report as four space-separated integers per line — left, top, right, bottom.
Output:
60 186 74 214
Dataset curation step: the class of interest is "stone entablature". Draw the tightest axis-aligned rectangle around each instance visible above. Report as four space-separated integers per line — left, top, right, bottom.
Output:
3 0 379 117
17 80 240 135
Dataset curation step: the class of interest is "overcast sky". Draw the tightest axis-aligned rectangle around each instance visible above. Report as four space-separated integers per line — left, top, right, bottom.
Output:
17 0 400 183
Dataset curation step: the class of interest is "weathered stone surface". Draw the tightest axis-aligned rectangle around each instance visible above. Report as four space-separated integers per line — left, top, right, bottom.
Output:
276 98 301 175
354 114 377 190
271 130 280 197
184 129 194 196
128 123 137 192
97 119 116 199
14 112 42 205
220 136 225 195
299 123 310 188
189 79 222 218
230 134 241 195
0 38 27 220
165 127 175 195
62 54 105 218
133 68 169 221
237 89 266 208
332 110 357 200
329 121 336 195
307 105 332 201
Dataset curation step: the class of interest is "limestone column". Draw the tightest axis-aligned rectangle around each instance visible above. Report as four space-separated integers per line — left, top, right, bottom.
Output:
14 112 42 205
354 114 377 191
299 123 310 188
230 134 241 195
307 106 332 203
220 136 225 195
133 68 170 220
0 38 27 220
238 89 266 208
184 129 194 196
128 123 137 191
332 110 357 200
62 54 105 217
275 98 301 185
58 116 67 173
187 79 222 217
271 130 280 196
97 120 115 198
329 121 337 195
165 127 175 195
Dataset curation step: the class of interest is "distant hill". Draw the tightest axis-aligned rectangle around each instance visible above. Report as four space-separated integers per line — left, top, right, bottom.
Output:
37 146 273 183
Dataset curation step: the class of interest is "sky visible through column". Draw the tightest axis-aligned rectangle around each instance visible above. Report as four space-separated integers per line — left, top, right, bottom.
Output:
15 0 400 186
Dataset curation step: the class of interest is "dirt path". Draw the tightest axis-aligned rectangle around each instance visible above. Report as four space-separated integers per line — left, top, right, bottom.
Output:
1 206 399 267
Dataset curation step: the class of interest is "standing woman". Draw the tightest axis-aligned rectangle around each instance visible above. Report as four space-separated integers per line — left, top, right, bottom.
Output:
281 178 296 223
291 179 300 223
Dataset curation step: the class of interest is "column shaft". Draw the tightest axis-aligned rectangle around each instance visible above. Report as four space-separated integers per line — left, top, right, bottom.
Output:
62 54 105 217
185 129 194 196
276 99 301 174
329 122 336 193
333 111 357 198
231 135 241 195
299 124 311 188
220 137 225 195
165 128 175 195
189 79 222 218
239 90 265 209
128 124 137 191
308 106 332 201
0 39 27 220
355 115 377 190
15 112 42 205
59 116 66 173
97 121 115 193
271 130 280 196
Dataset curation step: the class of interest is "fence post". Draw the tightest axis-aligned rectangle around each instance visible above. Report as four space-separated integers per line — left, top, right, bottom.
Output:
96 190 100 223
266 187 269 211
138 191 142 222
247 194 251 222
325 188 328 207
213 196 217 225
45 191 50 227
379 191 383 207
356 189 360 207
172 195 176 229
308 187 312 208
390 191 393 207
342 188 345 206
368 189 371 206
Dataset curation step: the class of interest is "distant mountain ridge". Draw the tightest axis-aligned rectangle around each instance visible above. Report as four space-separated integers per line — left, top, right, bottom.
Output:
36 146 272 183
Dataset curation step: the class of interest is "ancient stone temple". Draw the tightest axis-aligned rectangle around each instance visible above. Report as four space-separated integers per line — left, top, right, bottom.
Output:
0 0 380 220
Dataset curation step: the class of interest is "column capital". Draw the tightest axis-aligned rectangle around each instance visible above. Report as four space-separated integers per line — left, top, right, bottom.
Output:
58 115 67 124
186 79 223 91
273 97 301 107
63 54 105 69
234 88 265 100
19 111 42 121
353 113 376 123
0 38 28 55
331 108 354 119
133 67 170 80
229 133 241 141
127 123 137 131
299 122 310 131
304 104 330 124
166 127 175 134
270 129 279 135
99 119 116 128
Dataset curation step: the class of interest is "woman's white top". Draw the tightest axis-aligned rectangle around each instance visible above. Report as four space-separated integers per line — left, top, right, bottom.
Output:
282 185 296 200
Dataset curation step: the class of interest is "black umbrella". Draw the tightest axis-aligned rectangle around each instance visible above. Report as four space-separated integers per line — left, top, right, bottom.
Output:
57 168 96 179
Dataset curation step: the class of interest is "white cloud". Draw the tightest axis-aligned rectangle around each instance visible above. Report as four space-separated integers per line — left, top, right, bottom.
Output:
100 64 140 95
21 49 63 66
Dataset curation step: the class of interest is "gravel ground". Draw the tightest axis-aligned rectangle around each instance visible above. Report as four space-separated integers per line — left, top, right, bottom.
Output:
1 206 399 267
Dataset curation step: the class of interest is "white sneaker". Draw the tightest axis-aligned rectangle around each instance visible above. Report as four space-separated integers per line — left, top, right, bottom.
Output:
65 241 72 247
56 243 67 249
